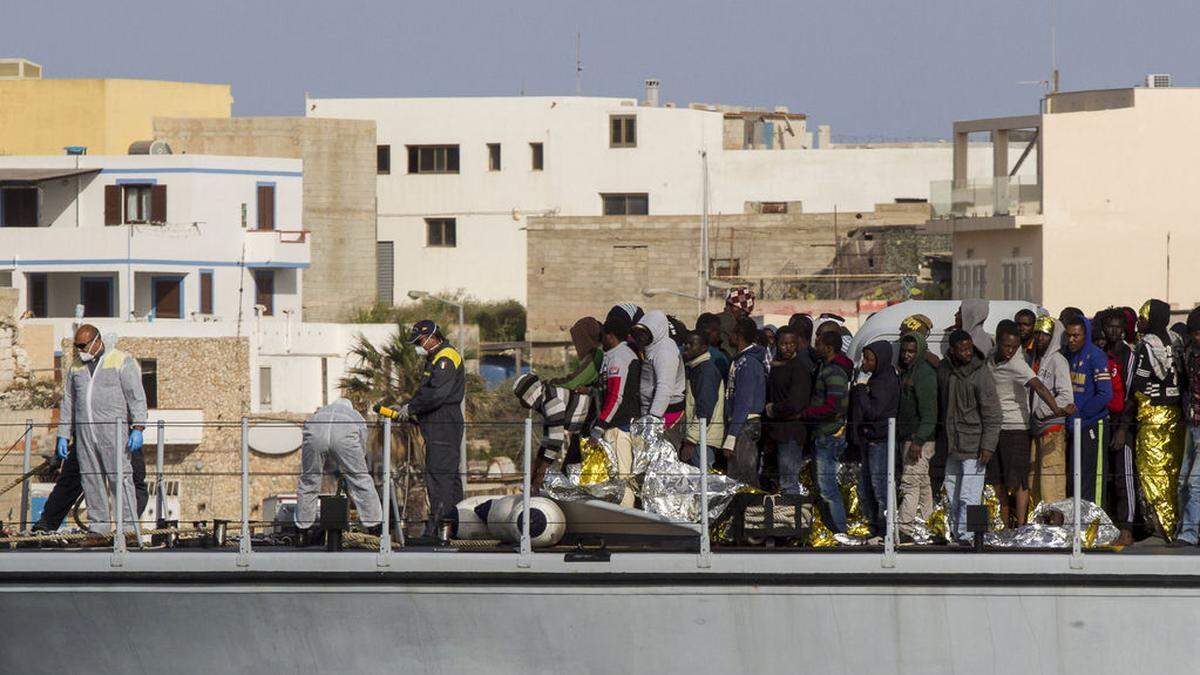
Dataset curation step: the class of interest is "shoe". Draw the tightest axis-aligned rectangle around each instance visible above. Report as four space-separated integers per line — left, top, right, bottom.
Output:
363 525 383 537
1169 536 1197 548
865 535 884 546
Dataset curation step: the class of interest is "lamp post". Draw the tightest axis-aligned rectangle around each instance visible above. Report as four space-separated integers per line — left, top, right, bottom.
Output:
407 290 467 494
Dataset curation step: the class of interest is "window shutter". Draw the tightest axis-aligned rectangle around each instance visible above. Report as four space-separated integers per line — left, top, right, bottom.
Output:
257 185 275 230
150 185 167 223
104 185 121 225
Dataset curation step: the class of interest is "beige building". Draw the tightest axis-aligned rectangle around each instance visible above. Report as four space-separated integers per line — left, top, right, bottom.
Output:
0 58 231 156
154 117 378 321
934 86 1200 313
527 203 941 348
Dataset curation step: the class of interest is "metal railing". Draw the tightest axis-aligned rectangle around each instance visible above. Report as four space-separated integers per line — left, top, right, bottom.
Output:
0 415 1157 569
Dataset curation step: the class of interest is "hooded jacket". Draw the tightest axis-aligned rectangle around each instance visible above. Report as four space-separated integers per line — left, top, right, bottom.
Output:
1062 317 1113 429
1123 299 1182 420
725 343 767 444
940 353 1002 459
684 350 725 447
960 299 994 357
636 311 687 418
897 333 938 446
1030 318 1075 434
850 340 901 445
555 317 605 391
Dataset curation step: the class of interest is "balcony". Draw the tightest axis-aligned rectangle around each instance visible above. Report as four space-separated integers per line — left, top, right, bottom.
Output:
930 177 1042 219
242 229 310 267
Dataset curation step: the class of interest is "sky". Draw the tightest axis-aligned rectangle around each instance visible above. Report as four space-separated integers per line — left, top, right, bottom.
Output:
5 0 1199 140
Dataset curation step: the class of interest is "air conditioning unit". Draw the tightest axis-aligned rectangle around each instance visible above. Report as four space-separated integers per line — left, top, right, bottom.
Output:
1146 73 1172 88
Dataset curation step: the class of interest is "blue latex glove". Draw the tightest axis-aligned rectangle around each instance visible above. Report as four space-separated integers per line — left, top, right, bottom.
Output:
127 428 144 453
56 437 69 460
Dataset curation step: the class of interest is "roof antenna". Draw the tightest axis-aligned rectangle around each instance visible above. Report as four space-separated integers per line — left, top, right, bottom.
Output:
575 32 583 96
1050 0 1059 93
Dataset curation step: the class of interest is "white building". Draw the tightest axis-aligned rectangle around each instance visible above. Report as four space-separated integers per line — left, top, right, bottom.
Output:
0 154 308 322
308 87 1010 304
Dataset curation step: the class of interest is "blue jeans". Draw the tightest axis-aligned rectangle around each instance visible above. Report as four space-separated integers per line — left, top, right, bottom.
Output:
1177 426 1200 544
777 440 804 496
813 434 849 533
944 455 986 543
858 441 890 536
687 445 716 472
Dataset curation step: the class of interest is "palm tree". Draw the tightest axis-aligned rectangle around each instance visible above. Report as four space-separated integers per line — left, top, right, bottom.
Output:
339 331 425 467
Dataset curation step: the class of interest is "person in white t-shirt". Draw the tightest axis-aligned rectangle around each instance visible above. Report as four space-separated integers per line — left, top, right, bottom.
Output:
989 320 1071 527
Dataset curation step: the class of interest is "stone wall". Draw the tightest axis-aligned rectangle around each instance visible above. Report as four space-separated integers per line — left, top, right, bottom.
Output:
526 203 935 344
154 117 378 322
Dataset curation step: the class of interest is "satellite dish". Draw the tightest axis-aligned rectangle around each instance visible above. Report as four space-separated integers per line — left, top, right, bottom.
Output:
248 423 302 455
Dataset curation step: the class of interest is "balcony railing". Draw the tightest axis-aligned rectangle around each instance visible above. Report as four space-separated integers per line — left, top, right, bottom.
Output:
930 176 1042 218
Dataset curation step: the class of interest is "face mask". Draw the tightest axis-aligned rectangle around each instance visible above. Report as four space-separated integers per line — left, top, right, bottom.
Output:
77 336 98 362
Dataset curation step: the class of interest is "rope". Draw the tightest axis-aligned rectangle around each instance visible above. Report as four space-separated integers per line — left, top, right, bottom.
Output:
0 459 54 497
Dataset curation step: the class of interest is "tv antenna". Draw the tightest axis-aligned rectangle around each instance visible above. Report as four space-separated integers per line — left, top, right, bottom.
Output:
575 32 583 96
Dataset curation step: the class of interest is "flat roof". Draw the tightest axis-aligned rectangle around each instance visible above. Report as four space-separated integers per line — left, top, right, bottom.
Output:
0 168 99 183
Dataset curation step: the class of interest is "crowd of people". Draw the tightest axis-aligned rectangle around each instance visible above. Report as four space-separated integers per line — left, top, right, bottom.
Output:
531 288 1200 547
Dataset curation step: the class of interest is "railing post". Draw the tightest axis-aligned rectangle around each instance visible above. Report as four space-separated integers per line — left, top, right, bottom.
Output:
238 416 252 566
698 418 711 569
518 417 532 568
155 419 165 527
1071 418 1083 569
19 419 32 531
112 419 126 566
377 417 392 566
883 417 897 568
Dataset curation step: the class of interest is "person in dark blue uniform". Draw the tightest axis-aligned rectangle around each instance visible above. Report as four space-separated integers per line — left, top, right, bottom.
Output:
383 320 465 539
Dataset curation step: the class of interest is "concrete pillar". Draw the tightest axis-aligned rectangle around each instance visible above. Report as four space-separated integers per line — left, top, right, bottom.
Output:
992 129 1009 178
953 132 968 186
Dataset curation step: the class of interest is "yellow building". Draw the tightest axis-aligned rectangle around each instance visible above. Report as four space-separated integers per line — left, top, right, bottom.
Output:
0 58 232 155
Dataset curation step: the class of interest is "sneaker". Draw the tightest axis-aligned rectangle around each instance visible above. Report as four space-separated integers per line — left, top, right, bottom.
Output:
832 533 861 546
865 535 884 546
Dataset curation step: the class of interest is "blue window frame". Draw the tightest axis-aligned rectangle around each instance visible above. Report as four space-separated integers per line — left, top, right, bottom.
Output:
149 274 185 319
79 276 115 318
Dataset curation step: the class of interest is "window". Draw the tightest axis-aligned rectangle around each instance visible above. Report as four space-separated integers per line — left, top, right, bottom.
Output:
761 201 788 214
376 241 394 304
426 218 457 247
1 187 38 227
601 193 649 216
610 115 637 147
80 276 114 318
955 261 987 299
151 276 183 319
259 366 272 406
487 143 501 171
530 142 544 171
105 184 166 225
199 270 213 315
27 272 47 318
256 184 275 230
406 145 460 174
0 270 11 287
139 359 159 409
710 258 741 278
254 269 275 316
124 185 152 223
1002 258 1033 302
377 145 391 174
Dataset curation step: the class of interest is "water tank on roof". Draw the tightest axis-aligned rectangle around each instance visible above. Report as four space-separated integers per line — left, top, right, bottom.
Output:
128 140 173 155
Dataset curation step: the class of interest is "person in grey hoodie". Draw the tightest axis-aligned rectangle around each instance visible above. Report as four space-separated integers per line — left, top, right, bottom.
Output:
947 299 994 358
940 329 1003 544
634 310 687 439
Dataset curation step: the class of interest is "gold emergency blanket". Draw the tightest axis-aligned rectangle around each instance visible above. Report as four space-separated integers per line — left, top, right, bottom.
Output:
925 485 1004 543
802 461 872 547
1134 393 1184 540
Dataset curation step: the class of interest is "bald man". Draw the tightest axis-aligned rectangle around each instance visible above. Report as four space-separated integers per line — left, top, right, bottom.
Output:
55 324 148 535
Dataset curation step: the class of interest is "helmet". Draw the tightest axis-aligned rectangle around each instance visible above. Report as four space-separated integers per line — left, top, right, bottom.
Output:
409 319 439 344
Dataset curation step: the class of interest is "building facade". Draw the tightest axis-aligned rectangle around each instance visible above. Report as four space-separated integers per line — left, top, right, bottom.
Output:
936 87 1200 313
307 90 1004 305
153 117 378 321
0 154 308 323
0 58 232 156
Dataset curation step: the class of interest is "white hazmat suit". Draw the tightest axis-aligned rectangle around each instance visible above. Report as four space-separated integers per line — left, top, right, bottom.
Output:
294 398 383 530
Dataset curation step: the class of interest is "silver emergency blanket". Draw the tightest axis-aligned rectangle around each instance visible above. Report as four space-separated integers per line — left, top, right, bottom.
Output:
983 499 1120 548
541 416 743 523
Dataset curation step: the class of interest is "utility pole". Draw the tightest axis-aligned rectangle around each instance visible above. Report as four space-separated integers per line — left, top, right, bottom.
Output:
699 149 709 317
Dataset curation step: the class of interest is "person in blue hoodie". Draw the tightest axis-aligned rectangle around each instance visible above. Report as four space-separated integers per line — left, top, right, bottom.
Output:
1061 314 1113 504
850 340 901 538
723 317 767 487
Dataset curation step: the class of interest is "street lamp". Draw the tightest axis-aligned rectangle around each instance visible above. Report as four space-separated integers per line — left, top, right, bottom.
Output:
407 289 467 494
